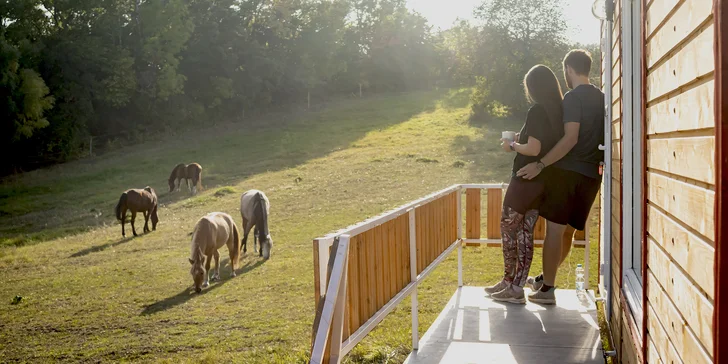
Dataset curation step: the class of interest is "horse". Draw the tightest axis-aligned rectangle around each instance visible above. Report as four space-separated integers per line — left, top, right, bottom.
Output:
188 212 241 293
115 187 159 237
239 190 273 259
168 163 203 194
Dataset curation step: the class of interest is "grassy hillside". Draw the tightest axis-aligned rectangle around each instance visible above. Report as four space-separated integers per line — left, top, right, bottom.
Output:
0 89 599 363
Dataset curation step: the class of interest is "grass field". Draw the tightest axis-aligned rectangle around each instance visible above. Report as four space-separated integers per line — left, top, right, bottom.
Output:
0 89 599 363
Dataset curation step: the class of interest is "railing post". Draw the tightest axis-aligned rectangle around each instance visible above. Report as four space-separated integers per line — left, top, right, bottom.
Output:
408 209 419 351
457 188 463 287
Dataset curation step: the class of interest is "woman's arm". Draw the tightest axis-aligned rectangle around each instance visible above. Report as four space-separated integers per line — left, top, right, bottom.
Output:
500 136 541 156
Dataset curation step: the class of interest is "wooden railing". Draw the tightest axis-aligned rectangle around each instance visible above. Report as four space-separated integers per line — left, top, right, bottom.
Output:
310 183 590 363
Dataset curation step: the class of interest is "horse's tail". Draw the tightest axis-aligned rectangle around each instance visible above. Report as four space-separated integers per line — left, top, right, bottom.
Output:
256 192 269 239
115 193 127 221
231 222 241 266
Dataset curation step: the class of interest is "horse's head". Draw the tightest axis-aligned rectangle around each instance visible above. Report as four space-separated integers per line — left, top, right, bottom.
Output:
189 257 205 293
151 206 159 231
262 234 273 259
168 179 176 192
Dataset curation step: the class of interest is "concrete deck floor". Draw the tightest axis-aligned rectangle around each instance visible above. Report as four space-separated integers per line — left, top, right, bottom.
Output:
404 286 604 364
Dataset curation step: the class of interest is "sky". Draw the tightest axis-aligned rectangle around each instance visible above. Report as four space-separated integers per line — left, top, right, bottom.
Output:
405 0 602 45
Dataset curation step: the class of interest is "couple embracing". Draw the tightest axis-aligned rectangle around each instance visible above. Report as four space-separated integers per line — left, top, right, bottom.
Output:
485 49 605 305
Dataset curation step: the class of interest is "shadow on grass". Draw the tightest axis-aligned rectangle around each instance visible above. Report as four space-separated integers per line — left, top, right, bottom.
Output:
1 90 449 247
69 237 135 258
140 258 266 316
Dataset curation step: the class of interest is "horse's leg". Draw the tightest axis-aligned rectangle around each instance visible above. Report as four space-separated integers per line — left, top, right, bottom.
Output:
131 211 138 236
212 250 220 281
227 240 237 277
121 208 126 237
254 226 260 256
203 254 211 288
143 211 150 233
242 217 251 254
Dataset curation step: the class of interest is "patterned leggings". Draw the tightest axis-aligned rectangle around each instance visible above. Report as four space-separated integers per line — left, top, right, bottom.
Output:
500 205 539 287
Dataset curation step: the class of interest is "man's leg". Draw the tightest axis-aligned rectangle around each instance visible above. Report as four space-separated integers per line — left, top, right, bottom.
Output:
542 220 566 287
558 225 577 267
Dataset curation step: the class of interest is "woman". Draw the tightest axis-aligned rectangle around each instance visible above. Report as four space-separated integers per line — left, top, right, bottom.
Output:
484 65 564 303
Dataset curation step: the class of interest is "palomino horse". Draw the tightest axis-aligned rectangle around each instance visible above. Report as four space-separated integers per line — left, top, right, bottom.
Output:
188 212 241 293
115 187 159 237
239 190 273 259
168 163 203 194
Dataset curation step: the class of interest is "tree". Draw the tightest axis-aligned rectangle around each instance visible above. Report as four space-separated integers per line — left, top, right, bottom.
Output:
470 0 569 117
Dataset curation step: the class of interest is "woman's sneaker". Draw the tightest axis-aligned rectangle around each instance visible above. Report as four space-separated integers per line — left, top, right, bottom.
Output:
526 274 544 291
528 286 556 305
491 286 526 304
484 280 508 295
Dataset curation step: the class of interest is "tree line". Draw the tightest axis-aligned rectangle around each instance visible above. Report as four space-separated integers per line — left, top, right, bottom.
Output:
0 0 599 174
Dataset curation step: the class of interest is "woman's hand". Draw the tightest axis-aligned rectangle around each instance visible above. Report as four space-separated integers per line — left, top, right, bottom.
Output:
500 138 513 152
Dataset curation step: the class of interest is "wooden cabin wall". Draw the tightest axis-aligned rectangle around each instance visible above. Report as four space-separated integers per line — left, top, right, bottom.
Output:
603 0 717 363
643 0 715 362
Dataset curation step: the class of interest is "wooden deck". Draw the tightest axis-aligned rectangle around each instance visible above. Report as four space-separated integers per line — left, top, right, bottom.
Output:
404 286 604 364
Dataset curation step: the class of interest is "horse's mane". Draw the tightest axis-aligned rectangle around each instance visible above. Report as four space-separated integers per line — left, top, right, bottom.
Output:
255 192 269 240
190 224 205 264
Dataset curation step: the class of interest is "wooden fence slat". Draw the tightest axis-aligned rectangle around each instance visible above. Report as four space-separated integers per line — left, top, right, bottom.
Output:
466 189 481 240
366 229 376 318
389 221 398 297
348 236 360 334
534 217 546 240
375 225 385 310
487 188 502 239
416 206 423 274
358 233 369 325
574 228 586 241
401 215 409 287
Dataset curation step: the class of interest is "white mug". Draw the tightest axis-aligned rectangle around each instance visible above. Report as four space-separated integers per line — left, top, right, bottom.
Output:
502 131 516 141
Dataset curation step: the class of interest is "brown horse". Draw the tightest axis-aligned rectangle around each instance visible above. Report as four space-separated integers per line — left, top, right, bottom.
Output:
188 212 241 293
168 163 203 194
115 187 159 237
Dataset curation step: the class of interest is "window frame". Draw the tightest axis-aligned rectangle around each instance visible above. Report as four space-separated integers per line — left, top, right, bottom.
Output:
621 0 644 333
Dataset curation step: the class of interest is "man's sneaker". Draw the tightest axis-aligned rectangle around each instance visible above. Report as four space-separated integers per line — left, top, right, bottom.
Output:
491 286 526 304
484 280 508 295
526 275 544 291
528 286 556 305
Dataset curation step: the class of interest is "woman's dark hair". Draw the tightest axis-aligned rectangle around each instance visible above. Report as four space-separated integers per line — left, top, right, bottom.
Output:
524 65 564 137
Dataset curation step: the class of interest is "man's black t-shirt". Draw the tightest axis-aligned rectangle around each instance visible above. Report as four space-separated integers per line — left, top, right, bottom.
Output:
553 84 605 179
512 104 560 176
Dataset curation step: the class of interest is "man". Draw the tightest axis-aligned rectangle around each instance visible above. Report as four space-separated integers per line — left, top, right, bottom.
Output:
516 49 604 304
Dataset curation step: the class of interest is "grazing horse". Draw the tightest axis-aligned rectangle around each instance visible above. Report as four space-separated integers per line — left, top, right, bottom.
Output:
239 190 273 259
168 163 203 194
188 212 241 293
115 187 159 237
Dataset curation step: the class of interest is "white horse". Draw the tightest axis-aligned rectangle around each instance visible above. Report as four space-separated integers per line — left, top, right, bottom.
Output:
239 190 273 259
188 212 241 293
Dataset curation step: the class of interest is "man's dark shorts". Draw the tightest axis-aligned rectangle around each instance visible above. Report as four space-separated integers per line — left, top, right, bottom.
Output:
539 167 601 231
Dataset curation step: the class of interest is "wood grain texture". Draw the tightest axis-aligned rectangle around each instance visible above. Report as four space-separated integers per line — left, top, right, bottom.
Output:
646 136 716 184
646 24 715 102
647 270 713 362
647 204 715 298
648 303 688 364
486 188 502 239
646 79 715 134
646 0 682 38
646 0 713 69
647 171 716 240
648 238 714 356
465 188 481 240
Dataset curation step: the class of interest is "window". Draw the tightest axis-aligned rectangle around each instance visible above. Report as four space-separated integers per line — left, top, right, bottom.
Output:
621 0 644 331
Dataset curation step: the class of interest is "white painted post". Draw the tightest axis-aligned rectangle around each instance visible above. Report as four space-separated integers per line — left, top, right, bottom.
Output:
311 235 350 364
408 209 419 351
329 236 350 364
457 188 463 287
